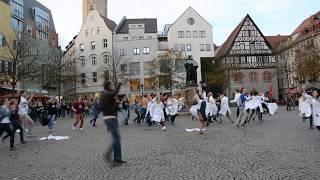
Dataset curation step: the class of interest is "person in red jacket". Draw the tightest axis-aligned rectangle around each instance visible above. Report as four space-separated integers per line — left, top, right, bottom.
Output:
72 97 85 130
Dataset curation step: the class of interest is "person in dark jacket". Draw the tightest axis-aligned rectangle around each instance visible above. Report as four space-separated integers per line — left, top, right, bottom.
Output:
90 97 100 127
0 99 16 150
100 82 126 167
9 100 25 144
47 97 58 133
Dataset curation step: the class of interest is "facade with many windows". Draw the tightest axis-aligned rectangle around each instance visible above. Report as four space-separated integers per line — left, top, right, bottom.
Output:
62 9 116 99
163 7 214 84
114 17 159 95
215 14 285 98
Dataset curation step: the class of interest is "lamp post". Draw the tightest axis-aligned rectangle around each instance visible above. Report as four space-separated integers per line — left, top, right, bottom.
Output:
140 84 144 97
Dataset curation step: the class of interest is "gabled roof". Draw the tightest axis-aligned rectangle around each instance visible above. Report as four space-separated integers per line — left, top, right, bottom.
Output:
265 35 289 49
100 14 117 31
168 7 212 32
115 18 158 34
215 14 275 58
215 16 246 58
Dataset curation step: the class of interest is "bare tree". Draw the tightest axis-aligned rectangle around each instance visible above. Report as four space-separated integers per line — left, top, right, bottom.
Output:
102 50 129 86
152 49 186 94
0 31 41 96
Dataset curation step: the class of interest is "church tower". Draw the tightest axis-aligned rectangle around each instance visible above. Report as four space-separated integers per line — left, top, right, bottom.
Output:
83 0 108 22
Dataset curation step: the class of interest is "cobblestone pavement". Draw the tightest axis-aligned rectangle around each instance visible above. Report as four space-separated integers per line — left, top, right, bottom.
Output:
0 107 320 180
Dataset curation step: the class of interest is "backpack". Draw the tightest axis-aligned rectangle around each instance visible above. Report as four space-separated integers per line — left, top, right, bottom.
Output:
39 112 49 126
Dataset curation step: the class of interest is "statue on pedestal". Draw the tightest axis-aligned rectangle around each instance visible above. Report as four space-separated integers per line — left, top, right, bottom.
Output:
184 56 199 85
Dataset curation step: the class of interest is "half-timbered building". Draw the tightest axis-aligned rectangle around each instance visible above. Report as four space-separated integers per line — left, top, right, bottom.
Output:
215 14 286 98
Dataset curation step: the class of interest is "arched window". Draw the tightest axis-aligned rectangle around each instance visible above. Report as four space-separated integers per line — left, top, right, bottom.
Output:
249 71 258 82
233 72 243 83
263 71 272 82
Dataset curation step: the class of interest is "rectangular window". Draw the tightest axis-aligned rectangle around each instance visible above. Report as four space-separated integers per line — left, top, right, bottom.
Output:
193 31 198 38
147 36 152 39
199 31 206 38
133 48 140 55
123 37 128 41
27 25 32 35
186 44 192 51
80 73 86 84
200 44 205 51
91 41 95 50
178 31 185 38
144 62 153 75
80 44 84 52
143 47 150 54
174 44 179 51
121 64 128 72
139 36 144 40
92 72 97 82
132 36 137 40
120 49 127 56
186 31 191 38
85 30 88 36
130 62 140 75
97 27 101 34
138 25 143 29
206 44 211 51
103 39 108 48
180 44 185 51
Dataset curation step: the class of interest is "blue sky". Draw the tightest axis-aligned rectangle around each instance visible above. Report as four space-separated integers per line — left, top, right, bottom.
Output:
38 0 320 48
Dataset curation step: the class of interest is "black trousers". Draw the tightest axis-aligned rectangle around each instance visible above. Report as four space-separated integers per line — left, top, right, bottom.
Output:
170 114 177 123
0 123 14 148
12 121 24 142
317 126 320 131
236 107 240 118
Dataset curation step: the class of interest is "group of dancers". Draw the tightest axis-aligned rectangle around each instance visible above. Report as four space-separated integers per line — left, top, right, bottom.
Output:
298 87 320 131
190 88 274 134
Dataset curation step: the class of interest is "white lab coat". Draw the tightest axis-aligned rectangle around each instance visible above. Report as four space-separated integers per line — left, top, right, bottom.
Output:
151 102 165 122
206 96 217 117
230 93 241 106
299 97 312 118
167 98 179 116
219 96 231 116
190 95 201 119
304 94 320 126
245 96 263 112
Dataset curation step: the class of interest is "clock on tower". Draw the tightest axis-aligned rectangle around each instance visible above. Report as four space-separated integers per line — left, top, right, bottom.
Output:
83 0 108 22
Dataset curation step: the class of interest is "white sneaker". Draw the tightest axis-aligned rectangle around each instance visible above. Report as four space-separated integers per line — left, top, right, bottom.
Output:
72 126 76 131
79 128 84 131
161 126 167 131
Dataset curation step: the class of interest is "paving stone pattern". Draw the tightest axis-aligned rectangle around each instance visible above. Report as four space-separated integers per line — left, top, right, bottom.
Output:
0 107 319 180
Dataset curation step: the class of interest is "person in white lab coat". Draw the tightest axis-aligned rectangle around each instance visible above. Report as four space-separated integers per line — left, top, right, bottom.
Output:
298 93 313 129
205 92 217 126
230 89 241 118
217 94 234 124
302 88 320 131
167 95 179 125
190 90 201 120
151 97 167 131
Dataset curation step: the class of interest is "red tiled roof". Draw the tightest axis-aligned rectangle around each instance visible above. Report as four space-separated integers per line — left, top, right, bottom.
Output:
292 11 320 35
265 35 289 49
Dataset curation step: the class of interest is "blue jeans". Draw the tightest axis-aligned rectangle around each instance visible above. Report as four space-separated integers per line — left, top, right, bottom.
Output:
122 109 129 125
104 118 122 161
48 114 56 130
